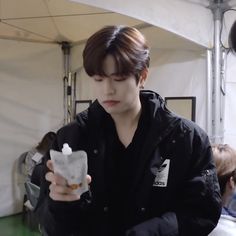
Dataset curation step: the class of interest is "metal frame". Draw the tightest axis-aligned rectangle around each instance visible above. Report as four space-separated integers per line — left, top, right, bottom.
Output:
165 96 196 122
74 100 92 118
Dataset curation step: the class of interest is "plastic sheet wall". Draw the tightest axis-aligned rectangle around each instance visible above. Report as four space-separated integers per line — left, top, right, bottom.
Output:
0 39 63 217
224 53 236 148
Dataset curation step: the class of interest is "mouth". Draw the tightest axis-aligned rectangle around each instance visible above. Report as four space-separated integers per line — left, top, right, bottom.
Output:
102 100 120 106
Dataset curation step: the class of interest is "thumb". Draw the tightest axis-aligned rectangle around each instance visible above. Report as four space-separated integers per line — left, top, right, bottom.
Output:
46 160 54 172
86 175 92 184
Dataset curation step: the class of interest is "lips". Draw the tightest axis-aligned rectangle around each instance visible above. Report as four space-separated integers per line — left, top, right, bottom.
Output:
103 100 120 106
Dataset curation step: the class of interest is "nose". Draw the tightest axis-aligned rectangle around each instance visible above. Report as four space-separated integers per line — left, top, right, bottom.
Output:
104 78 115 95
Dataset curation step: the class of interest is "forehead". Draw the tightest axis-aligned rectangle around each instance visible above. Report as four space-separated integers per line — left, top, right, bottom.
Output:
102 55 117 76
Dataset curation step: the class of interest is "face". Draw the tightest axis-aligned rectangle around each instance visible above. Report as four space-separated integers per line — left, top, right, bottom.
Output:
91 55 143 116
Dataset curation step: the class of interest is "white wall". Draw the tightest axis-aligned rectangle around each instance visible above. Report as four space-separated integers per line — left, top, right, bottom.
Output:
71 44 96 101
146 49 207 130
224 53 236 148
0 39 64 217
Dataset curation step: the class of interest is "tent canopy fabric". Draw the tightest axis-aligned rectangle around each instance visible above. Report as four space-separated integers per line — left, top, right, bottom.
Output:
1 0 236 50
0 0 216 50
72 0 213 47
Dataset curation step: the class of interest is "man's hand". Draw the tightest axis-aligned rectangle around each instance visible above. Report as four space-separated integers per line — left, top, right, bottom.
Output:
45 160 91 201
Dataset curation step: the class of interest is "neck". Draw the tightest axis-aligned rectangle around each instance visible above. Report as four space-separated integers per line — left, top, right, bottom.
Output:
222 195 230 207
111 99 142 148
222 190 234 208
111 99 142 128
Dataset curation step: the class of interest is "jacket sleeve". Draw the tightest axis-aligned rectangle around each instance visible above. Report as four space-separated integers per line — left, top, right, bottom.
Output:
175 129 222 235
126 212 178 236
37 187 92 236
126 126 222 236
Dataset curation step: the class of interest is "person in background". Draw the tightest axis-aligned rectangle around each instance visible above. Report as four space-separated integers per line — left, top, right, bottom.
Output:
38 25 221 236
209 144 236 236
17 131 56 231
23 131 56 183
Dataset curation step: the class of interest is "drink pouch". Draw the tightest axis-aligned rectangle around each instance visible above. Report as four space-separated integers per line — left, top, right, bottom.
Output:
50 143 88 195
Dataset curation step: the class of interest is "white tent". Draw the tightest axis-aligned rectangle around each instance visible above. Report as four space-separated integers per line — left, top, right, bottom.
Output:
0 0 236 217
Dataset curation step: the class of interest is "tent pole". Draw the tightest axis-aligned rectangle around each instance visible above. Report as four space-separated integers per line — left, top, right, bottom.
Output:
61 42 72 125
72 72 77 119
211 1 224 144
207 49 213 140
221 49 227 141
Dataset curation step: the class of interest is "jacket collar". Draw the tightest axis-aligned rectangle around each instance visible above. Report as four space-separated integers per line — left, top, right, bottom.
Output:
86 90 180 140
85 92 181 196
85 91 180 156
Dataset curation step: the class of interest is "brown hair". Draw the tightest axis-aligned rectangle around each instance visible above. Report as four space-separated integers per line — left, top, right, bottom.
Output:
36 131 56 155
212 144 236 195
83 25 150 83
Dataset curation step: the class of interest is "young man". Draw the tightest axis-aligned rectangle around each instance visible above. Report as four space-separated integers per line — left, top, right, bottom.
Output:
38 25 221 236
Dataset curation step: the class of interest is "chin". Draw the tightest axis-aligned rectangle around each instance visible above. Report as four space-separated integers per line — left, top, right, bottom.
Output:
104 107 122 115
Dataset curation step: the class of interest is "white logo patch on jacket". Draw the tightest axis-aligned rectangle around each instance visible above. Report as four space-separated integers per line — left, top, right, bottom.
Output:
153 159 170 187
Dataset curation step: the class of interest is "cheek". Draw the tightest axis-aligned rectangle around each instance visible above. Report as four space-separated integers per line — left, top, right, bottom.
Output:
122 89 139 106
120 81 138 92
92 83 102 96
124 83 140 96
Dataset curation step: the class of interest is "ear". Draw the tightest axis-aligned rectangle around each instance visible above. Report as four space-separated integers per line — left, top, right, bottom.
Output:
139 68 148 88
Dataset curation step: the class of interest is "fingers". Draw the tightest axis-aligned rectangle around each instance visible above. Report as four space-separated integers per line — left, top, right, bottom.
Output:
46 174 81 201
46 172 92 202
46 160 54 172
45 169 77 201
46 172 91 186
45 171 67 186
49 192 80 201
86 175 92 184
45 160 92 202
49 182 80 201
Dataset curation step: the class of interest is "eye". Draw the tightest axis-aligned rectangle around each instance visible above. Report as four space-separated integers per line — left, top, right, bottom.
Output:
113 76 127 82
93 76 103 82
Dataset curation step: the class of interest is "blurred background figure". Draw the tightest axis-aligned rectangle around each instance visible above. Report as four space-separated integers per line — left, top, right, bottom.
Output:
17 131 56 231
19 131 56 183
229 20 236 52
209 144 236 236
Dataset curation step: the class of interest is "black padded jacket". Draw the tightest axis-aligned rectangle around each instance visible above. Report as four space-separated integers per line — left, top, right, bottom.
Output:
37 90 221 236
